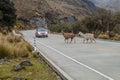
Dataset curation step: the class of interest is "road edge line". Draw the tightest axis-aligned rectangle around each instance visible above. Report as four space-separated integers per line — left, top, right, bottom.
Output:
37 40 114 80
37 46 74 80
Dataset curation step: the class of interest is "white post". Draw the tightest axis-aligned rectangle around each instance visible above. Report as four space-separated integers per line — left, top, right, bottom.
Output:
33 37 37 51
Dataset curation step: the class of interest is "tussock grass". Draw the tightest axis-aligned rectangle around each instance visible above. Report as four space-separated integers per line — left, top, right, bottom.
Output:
0 32 34 59
0 42 11 58
0 32 57 80
98 33 120 40
98 34 109 39
112 34 120 40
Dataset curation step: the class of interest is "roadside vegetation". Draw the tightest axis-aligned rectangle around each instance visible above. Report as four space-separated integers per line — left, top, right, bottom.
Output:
0 32 33 59
0 32 58 80
0 0 58 80
0 0 119 78
49 8 120 41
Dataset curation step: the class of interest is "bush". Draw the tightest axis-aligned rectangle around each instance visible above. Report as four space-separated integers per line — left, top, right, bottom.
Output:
49 23 72 33
113 24 120 34
0 43 11 59
24 41 34 52
14 36 21 42
0 32 33 59
49 25 60 33
112 34 120 40
0 42 29 59
0 0 16 27
98 34 109 39
109 31 116 38
72 21 88 33
7 33 14 43
0 10 3 19
32 52 39 58
13 47 29 58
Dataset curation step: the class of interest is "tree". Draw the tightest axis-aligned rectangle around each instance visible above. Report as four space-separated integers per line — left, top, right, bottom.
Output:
113 24 120 34
72 20 88 33
94 8 112 32
0 10 3 20
0 0 16 28
112 12 120 24
82 16 96 33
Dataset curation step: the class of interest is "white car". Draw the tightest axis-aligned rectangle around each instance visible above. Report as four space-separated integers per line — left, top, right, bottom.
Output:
35 28 48 38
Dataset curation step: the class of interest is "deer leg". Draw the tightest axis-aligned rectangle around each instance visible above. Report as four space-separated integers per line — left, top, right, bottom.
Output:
93 38 96 43
86 39 89 43
70 38 73 43
65 39 68 43
74 38 76 43
67 39 69 44
90 39 92 43
64 39 66 43
83 39 85 43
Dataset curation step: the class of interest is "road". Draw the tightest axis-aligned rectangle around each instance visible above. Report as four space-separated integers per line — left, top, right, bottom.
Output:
22 30 120 80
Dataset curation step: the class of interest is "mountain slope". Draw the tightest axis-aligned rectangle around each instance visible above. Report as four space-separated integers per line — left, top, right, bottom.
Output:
12 0 96 19
89 0 120 11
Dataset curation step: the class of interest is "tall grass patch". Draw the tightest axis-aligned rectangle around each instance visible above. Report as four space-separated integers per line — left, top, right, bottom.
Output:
0 32 33 59
0 43 11 58
98 34 109 39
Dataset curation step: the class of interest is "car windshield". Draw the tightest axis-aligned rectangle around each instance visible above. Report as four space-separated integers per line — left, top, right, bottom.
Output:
38 29 47 32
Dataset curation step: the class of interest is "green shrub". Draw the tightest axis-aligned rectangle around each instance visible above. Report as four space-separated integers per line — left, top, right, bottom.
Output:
49 23 72 33
0 10 3 20
113 24 120 34
32 52 39 58
72 21 88 33
0 0 16 27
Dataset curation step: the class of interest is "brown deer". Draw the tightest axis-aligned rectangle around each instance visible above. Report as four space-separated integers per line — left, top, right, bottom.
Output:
62 31 75 43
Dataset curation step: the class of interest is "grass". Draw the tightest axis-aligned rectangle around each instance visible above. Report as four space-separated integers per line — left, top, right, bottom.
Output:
0 58 57 80
0 32 58 80
98 33 120 41
0 32 34 58
98 34 109 39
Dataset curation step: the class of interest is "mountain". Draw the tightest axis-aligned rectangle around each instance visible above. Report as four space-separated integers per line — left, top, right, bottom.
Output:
89 0 120 11
12 0 96 19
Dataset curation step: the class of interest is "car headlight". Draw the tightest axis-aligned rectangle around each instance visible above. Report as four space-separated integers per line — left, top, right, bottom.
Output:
45 32 48 34
38 32 41 34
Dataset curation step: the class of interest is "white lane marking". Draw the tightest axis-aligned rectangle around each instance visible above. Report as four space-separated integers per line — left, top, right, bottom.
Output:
37 40 114 80
36 46 74 80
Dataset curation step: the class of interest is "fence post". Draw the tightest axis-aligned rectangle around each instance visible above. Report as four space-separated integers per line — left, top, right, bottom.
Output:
33 37 37 51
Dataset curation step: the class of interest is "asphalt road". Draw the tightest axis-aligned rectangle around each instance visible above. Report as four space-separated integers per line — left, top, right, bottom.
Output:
22 30 120 80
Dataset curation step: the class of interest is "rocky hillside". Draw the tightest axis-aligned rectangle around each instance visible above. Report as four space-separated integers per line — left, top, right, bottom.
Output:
89 0 120 11
12 0 96 19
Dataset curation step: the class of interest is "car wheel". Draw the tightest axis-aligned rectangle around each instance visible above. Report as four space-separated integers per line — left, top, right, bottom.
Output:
35 35 38 37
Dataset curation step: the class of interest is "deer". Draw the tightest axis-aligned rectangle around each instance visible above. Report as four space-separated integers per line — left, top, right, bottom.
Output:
62 31 75 43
